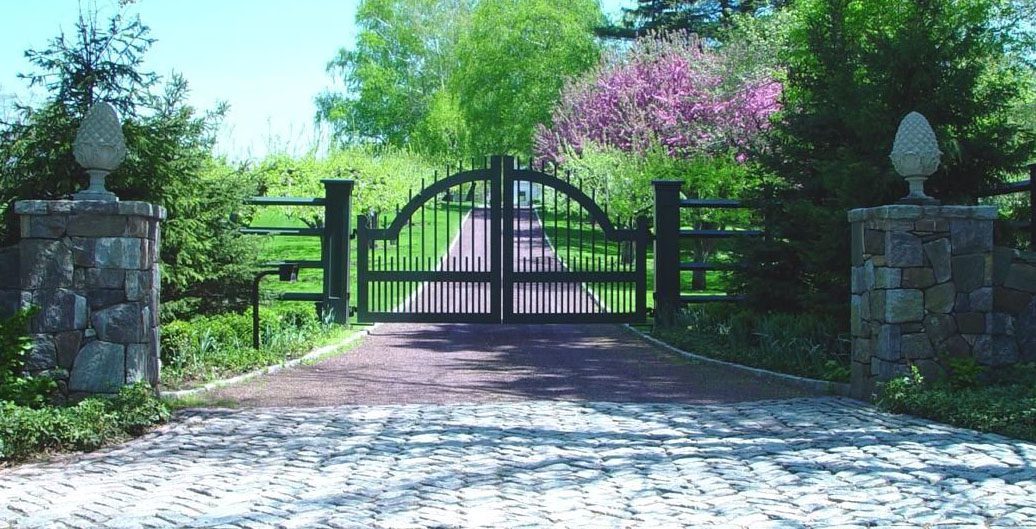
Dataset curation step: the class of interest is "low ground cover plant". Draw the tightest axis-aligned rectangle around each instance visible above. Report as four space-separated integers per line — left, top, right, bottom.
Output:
0 384 170 462
0 311 170 463
160 303 349 389
652 304 851 382
878 365 1036 442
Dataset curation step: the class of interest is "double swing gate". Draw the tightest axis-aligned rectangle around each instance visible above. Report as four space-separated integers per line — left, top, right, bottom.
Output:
356 155 649 324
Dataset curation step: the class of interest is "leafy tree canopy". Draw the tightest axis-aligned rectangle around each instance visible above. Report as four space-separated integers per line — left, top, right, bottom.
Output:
315 0 475 148
452 0 604 155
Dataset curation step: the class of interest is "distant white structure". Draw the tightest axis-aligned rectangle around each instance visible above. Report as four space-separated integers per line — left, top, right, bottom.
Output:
514 180 541 207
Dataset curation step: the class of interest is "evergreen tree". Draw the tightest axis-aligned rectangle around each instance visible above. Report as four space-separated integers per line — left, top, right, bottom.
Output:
597 0 788 39
0 6 259 312
739 0 1035 317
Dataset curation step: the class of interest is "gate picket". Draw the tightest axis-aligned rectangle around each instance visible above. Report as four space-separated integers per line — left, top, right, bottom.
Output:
356 155 648 324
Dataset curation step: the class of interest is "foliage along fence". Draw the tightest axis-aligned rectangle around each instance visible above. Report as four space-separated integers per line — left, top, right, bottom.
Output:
977 164 1036 250
651 180 766 327
242 180 354 324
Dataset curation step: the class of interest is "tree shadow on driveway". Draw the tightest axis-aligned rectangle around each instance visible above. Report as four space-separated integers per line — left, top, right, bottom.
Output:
211 322 815 407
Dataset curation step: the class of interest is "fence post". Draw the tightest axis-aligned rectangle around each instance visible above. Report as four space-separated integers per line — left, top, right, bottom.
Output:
322 179 354 324
1029 164 1035 249
653 180 683 327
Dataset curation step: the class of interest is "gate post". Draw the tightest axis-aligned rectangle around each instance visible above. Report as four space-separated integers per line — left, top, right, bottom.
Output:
1029 164 1035 249
497 155 513 322
653 180 683 327
322 179 354 324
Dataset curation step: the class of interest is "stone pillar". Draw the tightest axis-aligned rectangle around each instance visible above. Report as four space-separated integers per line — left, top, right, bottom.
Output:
992 248 1036 364
14 200 165 398
849 205 996 400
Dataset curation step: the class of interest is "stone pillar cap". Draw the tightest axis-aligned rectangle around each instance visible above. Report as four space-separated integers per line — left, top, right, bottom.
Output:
14 200 166 220
848 204 997 222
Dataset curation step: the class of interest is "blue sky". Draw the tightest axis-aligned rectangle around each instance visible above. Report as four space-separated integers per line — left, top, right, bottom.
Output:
1 0 633 161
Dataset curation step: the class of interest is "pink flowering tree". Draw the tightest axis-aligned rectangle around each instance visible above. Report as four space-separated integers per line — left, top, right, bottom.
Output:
534 32 782 164
534 32 782 287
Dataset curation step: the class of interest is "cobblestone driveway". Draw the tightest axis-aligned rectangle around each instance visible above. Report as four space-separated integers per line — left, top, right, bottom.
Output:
3 397 1036 528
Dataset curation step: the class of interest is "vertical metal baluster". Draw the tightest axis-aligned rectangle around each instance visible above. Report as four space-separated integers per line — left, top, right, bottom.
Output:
445 166 452 270
542 180 551 275
578 181 584 272
553 167 559 272
407 187 413 264
590 189 597 275
483 176 488 275
607 257 614 314
565 171 572 272
390 256 396 312
420 180 426 272
457 163 463 271
433 170 439 270
394 204 401 269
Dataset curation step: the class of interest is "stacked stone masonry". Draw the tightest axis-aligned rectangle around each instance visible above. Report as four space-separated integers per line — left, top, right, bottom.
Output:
12 200 165 398
850 205 1036 400
0 245 19 319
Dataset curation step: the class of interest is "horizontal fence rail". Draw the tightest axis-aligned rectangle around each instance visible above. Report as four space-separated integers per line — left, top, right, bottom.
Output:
240 180 354 323
652 180 763 326
976 163 1035 249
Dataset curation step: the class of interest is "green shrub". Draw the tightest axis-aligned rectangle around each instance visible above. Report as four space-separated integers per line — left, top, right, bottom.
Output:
653 305 850 382
877 367 1036 442
0 308 57 408
0 383 170 461
159 303 340 389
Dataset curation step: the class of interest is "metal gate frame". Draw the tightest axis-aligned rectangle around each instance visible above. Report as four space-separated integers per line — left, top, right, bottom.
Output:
501 161 648 324
356 155 648 324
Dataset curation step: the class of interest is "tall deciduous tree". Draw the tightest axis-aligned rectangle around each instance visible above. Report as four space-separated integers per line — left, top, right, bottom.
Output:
315 0 475 148
452 0 603 155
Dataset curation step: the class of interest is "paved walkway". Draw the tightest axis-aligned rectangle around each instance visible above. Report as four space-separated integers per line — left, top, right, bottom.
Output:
3 398 1036 528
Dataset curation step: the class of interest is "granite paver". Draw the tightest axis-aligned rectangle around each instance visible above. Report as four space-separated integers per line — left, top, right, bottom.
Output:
3 398 1036 528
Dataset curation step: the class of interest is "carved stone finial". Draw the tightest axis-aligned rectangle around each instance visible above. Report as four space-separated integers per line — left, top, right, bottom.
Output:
72 102 126 201
890 111 942 205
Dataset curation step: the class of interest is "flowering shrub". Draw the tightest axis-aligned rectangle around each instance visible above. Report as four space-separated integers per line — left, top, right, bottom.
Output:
534 32 781 163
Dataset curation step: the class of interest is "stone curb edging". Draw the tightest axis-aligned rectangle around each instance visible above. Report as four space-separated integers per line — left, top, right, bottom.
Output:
623 324 853 398
159 324 378 400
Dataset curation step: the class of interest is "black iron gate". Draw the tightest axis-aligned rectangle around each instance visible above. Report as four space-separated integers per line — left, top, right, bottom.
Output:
356 155 648 324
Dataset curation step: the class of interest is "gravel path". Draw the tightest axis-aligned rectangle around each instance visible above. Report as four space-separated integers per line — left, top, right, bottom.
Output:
208 322 812 406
